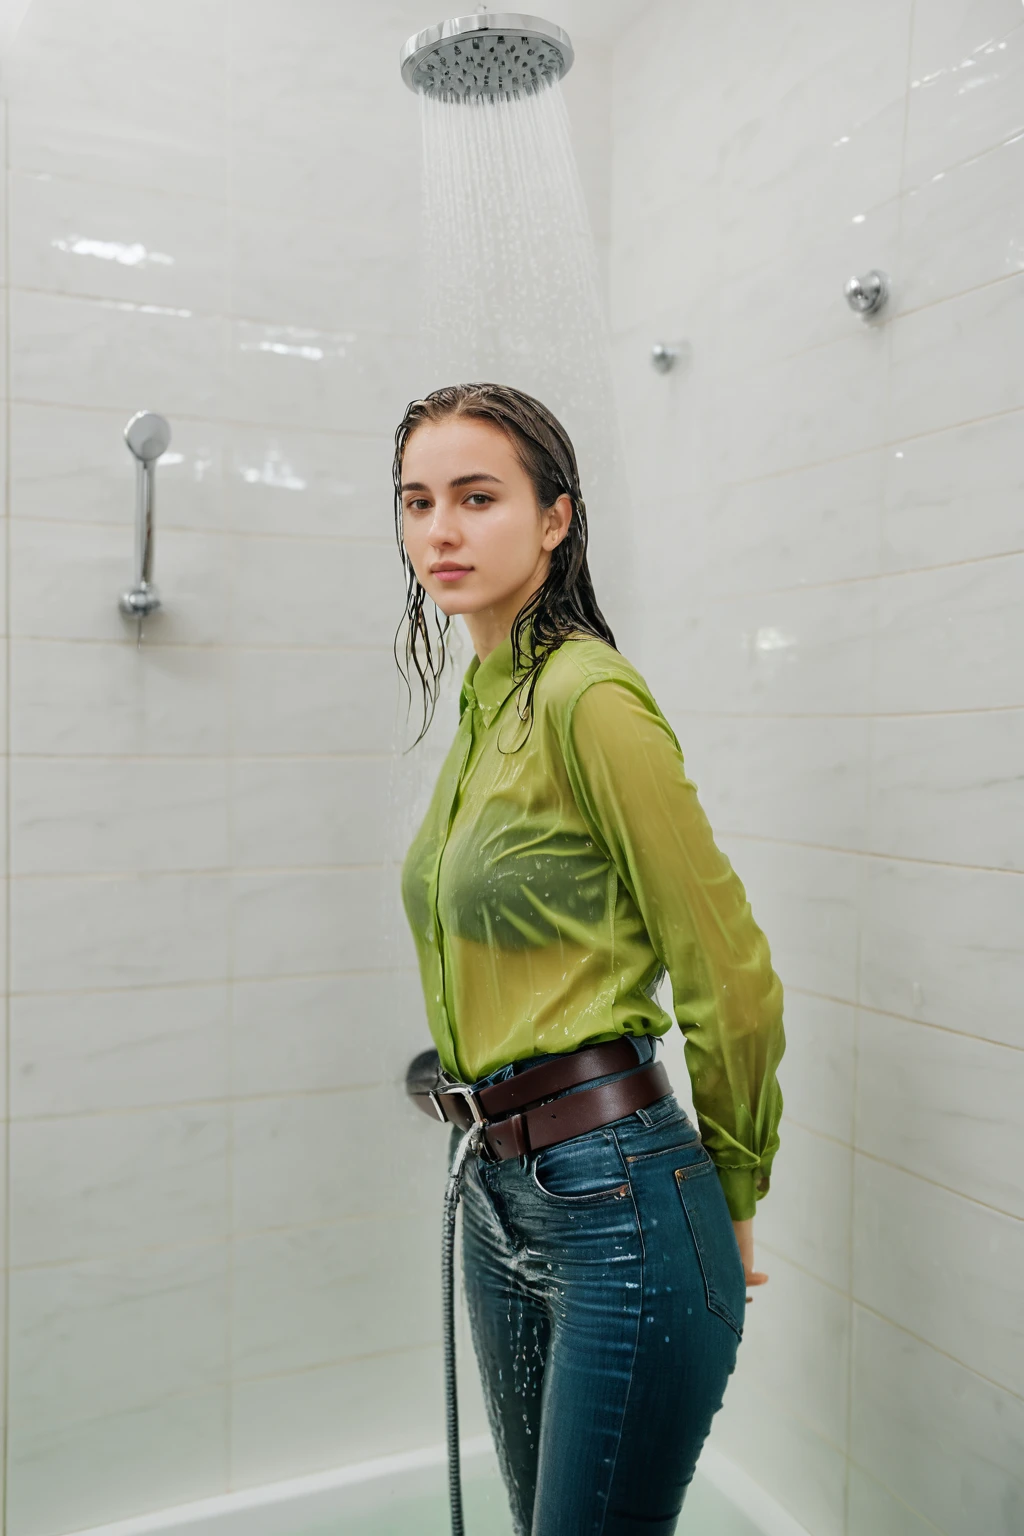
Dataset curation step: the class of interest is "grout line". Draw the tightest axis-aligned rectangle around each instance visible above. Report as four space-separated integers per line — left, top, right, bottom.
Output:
708 830 1024 877
694 543 1024 599
2 86 12 1536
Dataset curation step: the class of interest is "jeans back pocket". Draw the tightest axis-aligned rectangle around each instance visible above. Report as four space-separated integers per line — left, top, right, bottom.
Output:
674 1160 746 1339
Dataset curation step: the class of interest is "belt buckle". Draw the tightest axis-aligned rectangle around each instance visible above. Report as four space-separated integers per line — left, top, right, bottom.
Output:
440 1078 487 1127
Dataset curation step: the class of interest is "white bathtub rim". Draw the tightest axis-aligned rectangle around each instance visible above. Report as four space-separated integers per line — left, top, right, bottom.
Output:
64 1436 812 1536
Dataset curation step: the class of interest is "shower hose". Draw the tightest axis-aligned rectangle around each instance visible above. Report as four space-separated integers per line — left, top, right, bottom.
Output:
442 1121 484 1536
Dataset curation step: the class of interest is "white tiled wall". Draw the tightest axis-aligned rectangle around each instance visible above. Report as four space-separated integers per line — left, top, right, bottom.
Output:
608 2 1024 1533
0 3 619 1532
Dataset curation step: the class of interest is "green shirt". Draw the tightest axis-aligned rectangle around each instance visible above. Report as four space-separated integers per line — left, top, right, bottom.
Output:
401 629 785 1221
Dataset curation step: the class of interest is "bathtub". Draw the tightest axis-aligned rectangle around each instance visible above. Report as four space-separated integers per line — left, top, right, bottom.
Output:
65 1437 811 1536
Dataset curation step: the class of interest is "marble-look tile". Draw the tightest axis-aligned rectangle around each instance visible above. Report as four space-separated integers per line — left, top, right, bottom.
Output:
755 1121 852 1292
229 646 401 756
231 756 390 869
872 554 1024 714
732 1250 850 1450
9 1244 227 1427
9 1106 228 1266
10 289 227 419
231 1212 438 1380
9 403 226 533
10 757 228 874
900 130 1024 307
226 426 392 539
229 1345 444 1490
227 318 409 438
705 449 886 597
9 520 230 646
9 639 230 756
229 969 425 1098
9 168 229 312
231 1086 445 1233
850 1306 1024 1536
847 1466 947 1536
881 409 1024 572
230 204 418 335
676 583 875 717
712 324 890 483
228 534 396 648
6 1390 227 1536
679 713 870 851
860 859 1023 1048
10 984 229 1117
870 709 1024 870
231 867 391 979
11 871 230 992
904 12 1024 184
856 1011 1024 1218
772 992 857 1146
852 1154 1024 1393
720 839 863 1006
889 273 1024 441
708 1368 847 1536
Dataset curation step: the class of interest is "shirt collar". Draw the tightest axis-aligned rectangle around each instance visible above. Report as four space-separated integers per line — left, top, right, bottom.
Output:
459 624 532 728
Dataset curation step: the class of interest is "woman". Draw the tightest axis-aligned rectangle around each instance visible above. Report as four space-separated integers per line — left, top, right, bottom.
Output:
396 383 785 1536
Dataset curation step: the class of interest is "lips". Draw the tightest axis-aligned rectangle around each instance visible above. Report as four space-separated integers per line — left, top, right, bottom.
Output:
431 564 473 582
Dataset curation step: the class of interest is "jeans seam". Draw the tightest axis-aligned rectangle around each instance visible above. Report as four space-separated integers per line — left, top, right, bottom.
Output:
591 1132 645 1536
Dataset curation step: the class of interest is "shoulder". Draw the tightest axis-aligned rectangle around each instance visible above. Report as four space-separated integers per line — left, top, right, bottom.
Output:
534 635 658 717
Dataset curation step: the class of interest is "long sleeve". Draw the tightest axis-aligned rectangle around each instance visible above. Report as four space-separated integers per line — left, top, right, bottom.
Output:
563 675 785 1221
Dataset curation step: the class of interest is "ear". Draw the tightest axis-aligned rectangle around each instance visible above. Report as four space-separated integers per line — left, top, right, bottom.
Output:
541 493 573 551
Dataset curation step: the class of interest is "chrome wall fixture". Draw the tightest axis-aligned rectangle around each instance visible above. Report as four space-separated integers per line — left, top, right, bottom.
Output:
650 340 691 374
119 410 170 646
844 268 890 317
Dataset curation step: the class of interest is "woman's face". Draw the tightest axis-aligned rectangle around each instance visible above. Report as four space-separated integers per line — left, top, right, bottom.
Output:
400 415 571 621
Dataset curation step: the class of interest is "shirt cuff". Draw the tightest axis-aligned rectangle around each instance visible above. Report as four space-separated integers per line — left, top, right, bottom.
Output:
715 1165 770 1222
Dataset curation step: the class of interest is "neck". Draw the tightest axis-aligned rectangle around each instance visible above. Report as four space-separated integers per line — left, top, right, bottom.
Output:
464 568 546 662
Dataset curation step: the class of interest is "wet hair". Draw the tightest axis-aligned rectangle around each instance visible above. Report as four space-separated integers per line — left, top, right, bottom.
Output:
392 382 616 742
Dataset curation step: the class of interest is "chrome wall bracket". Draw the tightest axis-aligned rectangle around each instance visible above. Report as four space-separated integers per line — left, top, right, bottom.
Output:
844 269 890 317
650 340 691 373
119 410 170 647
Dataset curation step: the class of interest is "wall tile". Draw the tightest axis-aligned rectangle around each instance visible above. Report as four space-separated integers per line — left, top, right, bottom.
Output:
229 645 401 756
231 756 391 869
904 12 1024 184
9 1105 228 1266
847 1466 947 1536
231 1212 437 1379
859 859 1024 1047
889 273 1024 440
882 409 1024 572
10 289 227 419
11 870 230 992
10 758 228 874
227 318 408 437
9 639 230 756
856 1011 1024 1217
851 1307 1024 1536
231 1084 445 1233
872 554 1024 714
9 168 228 312
9 984 229 1117
228 534 396 648
226 426 392 539
852 1154 1024 1393
773 992 857 1146
870 709 1024 870
755 1121 852 1292
231 866 391 978
229 969 425 1097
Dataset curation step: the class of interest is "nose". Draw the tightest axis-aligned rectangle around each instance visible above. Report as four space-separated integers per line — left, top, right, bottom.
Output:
427 500 461 549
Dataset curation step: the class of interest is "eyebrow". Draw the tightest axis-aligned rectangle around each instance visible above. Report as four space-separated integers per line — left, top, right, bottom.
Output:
400 473 504 493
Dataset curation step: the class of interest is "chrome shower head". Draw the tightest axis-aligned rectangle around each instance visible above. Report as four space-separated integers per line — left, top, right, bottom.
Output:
400 13 574 101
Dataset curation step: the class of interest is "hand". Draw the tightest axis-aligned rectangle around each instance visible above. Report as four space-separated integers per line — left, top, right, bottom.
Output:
732 1219 769 1303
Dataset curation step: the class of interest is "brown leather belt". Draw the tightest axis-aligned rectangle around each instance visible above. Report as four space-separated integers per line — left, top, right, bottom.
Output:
426 1037 672 1161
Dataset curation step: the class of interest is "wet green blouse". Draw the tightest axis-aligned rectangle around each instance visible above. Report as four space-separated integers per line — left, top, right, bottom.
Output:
401 629 785 1221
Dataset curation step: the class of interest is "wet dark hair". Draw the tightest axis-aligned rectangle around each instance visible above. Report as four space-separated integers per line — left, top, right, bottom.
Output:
392 382 616 742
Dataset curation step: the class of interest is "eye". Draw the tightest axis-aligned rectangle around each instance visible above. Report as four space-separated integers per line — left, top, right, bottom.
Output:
404 497 431 512
466 492 493 506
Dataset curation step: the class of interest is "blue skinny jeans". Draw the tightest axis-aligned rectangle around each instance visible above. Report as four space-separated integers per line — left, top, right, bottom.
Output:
453 1075 746 1536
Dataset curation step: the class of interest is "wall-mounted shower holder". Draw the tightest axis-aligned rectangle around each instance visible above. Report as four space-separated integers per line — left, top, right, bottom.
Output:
844 269 890 317
119 409 170 647
651 340 691 374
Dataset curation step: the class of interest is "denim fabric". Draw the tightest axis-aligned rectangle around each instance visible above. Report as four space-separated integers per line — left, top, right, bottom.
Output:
453 1090 746 1536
